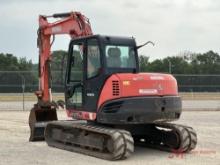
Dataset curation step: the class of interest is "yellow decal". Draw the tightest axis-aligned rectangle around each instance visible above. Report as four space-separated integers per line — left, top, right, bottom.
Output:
123 81 130 86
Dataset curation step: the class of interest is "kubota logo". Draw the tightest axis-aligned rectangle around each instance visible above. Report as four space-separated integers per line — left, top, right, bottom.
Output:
157 84 163 91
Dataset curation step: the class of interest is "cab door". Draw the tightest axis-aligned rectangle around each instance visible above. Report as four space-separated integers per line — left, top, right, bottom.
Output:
65 40 85 110
83 38 105 112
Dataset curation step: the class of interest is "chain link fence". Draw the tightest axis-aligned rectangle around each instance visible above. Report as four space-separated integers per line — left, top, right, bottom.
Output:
1 71 220 93
175 74 220 92
1 71 220 111
0 71 65 93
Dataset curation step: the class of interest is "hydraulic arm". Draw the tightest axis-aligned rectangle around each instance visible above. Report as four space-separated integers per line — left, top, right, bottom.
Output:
29 11 92 141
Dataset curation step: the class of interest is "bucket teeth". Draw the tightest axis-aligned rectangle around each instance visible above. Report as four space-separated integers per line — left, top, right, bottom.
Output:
29 122 47 141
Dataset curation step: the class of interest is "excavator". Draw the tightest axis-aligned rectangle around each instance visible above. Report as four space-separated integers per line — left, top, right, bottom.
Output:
29 11 197 160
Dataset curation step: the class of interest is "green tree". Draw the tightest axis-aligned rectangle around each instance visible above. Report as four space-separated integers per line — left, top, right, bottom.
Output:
190 51 220 74
0 53 18 70
147 59 166 73
162 57 190 74
0 53 37 92
139 55 149 72
0 53 33 71
51 50 68 85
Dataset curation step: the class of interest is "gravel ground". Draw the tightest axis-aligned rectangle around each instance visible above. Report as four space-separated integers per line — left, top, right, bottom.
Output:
0 110 219 165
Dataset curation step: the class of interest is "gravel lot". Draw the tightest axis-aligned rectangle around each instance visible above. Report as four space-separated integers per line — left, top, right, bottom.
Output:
0 110 219 165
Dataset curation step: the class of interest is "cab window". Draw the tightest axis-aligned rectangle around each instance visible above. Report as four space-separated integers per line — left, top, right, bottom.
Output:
105 45 136 68
69 43 84 81
87 39 101 79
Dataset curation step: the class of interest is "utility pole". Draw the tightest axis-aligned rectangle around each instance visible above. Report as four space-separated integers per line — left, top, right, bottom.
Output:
167 59 172 74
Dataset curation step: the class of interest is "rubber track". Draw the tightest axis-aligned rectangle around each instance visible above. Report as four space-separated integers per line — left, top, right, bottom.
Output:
118 130 134 159
45 121 134 160
166 123 197 152
135 123 197 153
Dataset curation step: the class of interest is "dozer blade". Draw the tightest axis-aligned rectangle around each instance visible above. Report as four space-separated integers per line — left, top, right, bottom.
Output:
29 104 58 141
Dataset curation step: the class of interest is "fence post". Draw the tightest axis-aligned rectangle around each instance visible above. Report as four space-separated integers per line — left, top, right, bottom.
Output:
20 75 25 111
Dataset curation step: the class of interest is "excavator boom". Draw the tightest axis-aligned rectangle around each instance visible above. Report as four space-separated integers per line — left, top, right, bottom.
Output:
29 11 92 141
37 12 92 102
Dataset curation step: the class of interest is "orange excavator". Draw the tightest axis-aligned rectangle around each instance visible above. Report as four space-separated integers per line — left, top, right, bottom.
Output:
29 11 197 160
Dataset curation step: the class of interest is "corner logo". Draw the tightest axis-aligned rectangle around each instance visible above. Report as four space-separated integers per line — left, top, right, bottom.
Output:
158 84 163 91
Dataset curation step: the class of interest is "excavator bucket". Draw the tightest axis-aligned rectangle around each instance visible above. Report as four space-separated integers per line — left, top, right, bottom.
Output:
29 104 58 141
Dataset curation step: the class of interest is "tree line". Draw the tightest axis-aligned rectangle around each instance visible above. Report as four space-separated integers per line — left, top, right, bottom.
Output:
0 53 33 71
1 50 220 74
139 50 220 74
0 53 36 92
0 50 220 92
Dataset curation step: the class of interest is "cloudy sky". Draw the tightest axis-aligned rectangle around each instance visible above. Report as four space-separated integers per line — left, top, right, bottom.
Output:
0 0 220 62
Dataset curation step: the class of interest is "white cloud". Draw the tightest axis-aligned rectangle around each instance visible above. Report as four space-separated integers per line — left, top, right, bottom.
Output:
0 0 219 62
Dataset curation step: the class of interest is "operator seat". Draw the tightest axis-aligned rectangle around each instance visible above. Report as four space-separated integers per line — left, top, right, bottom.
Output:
127 49 136 68
107 47 121 67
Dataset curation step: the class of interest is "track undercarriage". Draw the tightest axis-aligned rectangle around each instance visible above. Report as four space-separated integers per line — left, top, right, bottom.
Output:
44 121 197 160
45 121 134 160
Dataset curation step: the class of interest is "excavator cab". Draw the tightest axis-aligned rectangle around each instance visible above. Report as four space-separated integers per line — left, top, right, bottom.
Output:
65 35 139 113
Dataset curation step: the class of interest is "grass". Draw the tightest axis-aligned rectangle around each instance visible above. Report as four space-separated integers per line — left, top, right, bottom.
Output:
0 93 64 101
180 92 220 100
0 92 220 101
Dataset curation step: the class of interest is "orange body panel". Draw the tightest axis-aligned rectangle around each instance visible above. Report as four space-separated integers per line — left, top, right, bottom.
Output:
67 73 178 120
98 73 178 109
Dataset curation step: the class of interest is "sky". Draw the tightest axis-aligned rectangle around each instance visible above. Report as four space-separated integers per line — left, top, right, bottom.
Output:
0 0 220 63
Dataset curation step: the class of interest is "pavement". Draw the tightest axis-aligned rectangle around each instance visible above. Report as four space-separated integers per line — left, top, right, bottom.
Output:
0 110 219 165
